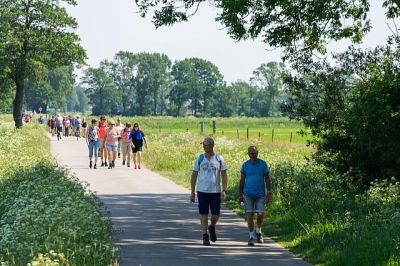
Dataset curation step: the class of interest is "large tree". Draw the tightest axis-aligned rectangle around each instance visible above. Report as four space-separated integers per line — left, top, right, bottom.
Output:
0 0 86 128
251 62 286 117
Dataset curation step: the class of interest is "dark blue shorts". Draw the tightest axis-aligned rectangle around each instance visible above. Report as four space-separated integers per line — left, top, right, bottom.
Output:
197 192 221 215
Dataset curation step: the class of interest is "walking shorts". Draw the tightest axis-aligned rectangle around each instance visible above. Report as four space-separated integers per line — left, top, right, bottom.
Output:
244 196 265 213
197 191 221 215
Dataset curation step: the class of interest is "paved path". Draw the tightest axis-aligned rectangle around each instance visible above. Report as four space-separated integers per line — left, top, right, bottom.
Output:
50 135 309 266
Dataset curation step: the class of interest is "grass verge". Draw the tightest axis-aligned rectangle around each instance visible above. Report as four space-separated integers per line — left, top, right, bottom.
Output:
0 120 118 265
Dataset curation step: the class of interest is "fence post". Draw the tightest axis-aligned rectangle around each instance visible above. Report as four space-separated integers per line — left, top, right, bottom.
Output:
237 129 239 139
290 132 293 144
247 127 249 141
272 129 275 143
212 120 216 135
200 122 204 135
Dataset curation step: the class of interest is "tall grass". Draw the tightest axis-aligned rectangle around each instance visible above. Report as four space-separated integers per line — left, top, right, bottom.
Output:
0 118 118 265
142 131 400 266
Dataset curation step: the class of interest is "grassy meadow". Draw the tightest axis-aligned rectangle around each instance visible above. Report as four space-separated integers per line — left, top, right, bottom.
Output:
0 116 118 265
141 129 400 266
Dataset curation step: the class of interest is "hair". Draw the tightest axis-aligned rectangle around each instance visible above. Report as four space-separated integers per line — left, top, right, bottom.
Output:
91 119 97 125
108 119 115 126
133 123 141 130
126 122 132 127
248 145 258 152
100 115 106 120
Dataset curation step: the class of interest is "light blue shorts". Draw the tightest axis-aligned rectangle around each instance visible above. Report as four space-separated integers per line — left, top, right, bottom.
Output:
244 196 265 213
106 144 118 152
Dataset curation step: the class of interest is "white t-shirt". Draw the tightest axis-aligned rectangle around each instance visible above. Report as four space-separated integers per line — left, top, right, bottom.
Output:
115 124 123 135
193 154 227 193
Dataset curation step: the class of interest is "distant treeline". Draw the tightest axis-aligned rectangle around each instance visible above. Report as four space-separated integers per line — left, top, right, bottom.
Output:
81 51 287 117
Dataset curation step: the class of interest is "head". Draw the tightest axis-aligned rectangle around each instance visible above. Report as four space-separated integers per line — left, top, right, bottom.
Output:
202 137 215 154
133 123 140 130
248 145 259 160
108 119 115 127
117 117 121 124
91 119 98 126
100 115 107 124
126 122 132 128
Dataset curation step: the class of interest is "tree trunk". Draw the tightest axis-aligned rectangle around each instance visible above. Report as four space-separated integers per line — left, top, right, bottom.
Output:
13 79 25 128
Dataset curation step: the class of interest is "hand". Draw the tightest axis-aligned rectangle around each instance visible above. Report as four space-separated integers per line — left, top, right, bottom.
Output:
238 195 243 205
221 190 227 201
190 192 196 203
145 143 148 149
265 193 272 204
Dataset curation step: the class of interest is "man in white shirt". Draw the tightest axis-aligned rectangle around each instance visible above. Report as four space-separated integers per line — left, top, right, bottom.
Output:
191 137 228 245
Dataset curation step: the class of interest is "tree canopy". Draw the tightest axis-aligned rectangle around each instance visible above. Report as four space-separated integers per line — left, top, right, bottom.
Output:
0 0 86 127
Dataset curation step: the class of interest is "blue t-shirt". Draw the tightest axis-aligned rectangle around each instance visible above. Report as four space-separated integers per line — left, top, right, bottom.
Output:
241 159 269 199
129 130 145 143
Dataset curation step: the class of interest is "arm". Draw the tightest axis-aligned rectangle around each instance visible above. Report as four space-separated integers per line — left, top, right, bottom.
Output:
143 136 148 148
238 173 245 204
190 170 198 202
221 170 228 200
265 173 272 203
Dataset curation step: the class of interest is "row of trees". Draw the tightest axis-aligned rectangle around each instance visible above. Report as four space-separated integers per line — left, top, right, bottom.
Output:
82 51 286 117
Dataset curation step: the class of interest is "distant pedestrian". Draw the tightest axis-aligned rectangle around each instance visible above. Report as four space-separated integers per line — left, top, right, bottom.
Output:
190 137 228 246
86 119 99 169
115 117 123 158
50 116 56 136
64 116 70 137
38 115 44 125
121 123 132 167
105 119 120 169
129 123 147 169
98 115 108 167
238 146 272 246
55 114 63 140
82 117 87 138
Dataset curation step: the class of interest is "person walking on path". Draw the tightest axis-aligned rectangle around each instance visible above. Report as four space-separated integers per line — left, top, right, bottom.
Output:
129 123 147 170
115 117 124 158
64 116 70 137
238 145 272 246
82 117 87 139
190 137 228 246
98 115 108 167
121 123 132 167
86 119 100 169
105 119 120 169
55 114 63 140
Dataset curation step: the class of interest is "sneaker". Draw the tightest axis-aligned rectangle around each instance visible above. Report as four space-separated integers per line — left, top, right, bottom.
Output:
93 164 97 169
101 162 104 167
203 233 211 246
208 225 217 242
108 165 112 169
118 152 120 158
122 160 125 166
105 162 108 167
256 232 264 243
112 160 115 168
134 164 137 169
138 164 141 169
248 237 255 246
89 161 92 168
127 163 130 167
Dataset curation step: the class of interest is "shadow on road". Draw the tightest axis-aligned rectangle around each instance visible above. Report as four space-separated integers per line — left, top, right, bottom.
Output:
100 193 308 266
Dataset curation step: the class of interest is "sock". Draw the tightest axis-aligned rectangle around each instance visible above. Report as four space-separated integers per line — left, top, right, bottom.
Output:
256 227 261 234
249 231 255 238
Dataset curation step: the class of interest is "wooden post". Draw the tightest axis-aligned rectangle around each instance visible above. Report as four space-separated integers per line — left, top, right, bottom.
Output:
200 122 204 135
247 128 249 141
272 129 275 143
290 132 293 144
212 120 216 135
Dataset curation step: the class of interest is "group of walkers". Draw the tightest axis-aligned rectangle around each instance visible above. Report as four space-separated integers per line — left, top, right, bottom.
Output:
47 114 87 140
86 115 147 170
191 137 272 246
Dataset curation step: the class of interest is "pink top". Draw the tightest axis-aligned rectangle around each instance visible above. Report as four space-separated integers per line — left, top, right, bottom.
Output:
105 127 119 146
122 128 131 143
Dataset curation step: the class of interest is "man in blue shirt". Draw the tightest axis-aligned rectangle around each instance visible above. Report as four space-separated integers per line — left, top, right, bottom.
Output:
239 145 272 246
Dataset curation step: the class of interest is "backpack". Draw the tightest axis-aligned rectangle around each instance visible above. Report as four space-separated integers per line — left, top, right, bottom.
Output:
198 153 222 170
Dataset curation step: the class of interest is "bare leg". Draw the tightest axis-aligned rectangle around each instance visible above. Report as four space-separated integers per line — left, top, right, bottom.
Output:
200 214 208 234
256 213 264 229
247 212 255 232
210 214 219 226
